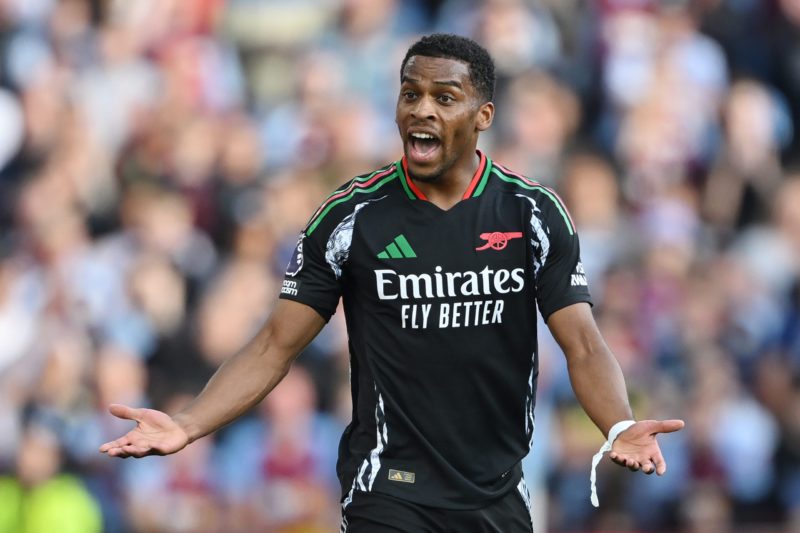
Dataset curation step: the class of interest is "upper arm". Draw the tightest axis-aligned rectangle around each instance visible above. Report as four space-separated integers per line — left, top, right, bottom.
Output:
546 302 605 363
261 299 327 363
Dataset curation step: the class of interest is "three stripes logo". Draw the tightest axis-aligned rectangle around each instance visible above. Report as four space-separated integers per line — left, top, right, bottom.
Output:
377 234 417 259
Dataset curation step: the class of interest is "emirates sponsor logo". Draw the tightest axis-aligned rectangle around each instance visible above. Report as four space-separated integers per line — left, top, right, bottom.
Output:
374 266 525 329
374 266 525 301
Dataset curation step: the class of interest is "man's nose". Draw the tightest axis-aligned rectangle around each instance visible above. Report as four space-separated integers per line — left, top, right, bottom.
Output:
410 96 436 119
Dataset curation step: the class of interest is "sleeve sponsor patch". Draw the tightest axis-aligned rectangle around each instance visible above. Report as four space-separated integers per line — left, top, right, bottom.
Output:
281 279 299 296
570 262 588 286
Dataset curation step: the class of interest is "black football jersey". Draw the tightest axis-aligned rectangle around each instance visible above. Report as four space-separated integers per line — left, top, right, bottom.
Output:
280 150 592 509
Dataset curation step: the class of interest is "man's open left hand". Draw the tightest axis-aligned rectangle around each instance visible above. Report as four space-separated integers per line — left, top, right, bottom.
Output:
608 419 685 475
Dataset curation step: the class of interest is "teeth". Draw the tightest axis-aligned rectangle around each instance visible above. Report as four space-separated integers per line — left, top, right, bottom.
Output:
411 132 435 140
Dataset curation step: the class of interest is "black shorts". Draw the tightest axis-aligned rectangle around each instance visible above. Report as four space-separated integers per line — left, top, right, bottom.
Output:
340 485 533 533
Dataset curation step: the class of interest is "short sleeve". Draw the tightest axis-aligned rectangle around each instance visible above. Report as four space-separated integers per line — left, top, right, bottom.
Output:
531 194 593 321
279 227 342 321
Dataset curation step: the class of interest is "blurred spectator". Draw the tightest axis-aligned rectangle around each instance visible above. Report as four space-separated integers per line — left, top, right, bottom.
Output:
0 422 102 533
702 79 790 235
122 393 223 533
494 71 581 185
216 366 342 531
437 0 562 77
601 0 727 199
773 0 800 155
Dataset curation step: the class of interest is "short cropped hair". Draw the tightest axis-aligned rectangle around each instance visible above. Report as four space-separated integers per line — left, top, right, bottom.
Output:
401 34 496 103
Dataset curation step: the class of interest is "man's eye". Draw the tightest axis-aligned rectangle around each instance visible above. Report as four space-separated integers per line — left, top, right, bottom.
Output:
403 91 417 100
438 94 454 103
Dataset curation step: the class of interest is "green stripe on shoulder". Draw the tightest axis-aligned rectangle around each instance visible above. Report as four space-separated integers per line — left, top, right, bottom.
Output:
306 169 399 235
472 156 493 197
491 168 574 235
304 165 394 233
396 160 416 199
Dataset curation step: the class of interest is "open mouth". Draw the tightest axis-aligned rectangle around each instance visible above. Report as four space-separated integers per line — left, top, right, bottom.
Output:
408 132 441 163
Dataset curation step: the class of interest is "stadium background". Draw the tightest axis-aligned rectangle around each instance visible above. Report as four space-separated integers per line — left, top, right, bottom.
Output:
1 0 800 531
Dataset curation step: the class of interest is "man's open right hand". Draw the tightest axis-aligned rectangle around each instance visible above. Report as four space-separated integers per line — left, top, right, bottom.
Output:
99 404 190 458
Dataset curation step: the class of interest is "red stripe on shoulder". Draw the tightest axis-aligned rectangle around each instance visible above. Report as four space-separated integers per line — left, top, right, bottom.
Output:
308 166 396 224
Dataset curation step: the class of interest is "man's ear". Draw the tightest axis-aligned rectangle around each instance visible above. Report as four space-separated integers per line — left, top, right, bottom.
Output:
476 101 494 132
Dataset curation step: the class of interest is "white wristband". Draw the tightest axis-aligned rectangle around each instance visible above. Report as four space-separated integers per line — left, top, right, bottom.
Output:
590 419 635 507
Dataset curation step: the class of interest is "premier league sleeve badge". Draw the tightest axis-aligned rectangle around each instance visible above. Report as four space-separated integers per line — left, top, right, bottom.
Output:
285 233 304 277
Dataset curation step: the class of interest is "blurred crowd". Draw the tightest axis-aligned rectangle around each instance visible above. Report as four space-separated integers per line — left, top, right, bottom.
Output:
1 0 800 531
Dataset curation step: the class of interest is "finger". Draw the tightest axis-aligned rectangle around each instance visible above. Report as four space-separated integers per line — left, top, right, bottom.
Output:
121 444 150 458
610 452 633 468
654 452 667 475
609 452 625 466
641 461 655 475
627 460 640 472
106 447 130 459
99 436 131 453
610 456 626 467
108 404 144 422
651 419 685 434
618 456 634 469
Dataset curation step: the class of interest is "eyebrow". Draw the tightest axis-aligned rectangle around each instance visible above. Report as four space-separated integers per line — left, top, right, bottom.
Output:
401 76 464 90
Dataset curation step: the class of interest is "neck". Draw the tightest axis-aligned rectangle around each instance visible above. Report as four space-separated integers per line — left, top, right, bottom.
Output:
410 150 483 210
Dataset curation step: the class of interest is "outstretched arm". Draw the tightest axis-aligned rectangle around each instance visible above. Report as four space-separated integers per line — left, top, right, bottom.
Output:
547 302 684 475
99 299 327 458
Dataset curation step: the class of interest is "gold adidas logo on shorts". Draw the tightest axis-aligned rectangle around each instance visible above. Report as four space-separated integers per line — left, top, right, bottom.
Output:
388 469 415 483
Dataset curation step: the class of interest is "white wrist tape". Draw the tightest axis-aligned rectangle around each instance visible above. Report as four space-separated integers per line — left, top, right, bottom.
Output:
590 419 635 507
